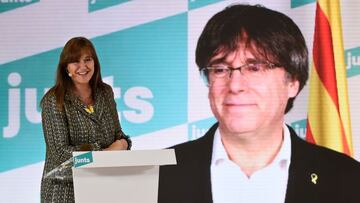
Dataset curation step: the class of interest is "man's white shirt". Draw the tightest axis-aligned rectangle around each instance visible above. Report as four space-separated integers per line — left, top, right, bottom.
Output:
210 124 291 203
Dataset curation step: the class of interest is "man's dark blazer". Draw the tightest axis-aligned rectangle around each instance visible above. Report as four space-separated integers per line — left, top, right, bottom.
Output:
158 123 360 203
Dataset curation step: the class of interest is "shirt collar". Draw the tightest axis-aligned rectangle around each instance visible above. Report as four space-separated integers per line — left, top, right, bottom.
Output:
211 123 291 170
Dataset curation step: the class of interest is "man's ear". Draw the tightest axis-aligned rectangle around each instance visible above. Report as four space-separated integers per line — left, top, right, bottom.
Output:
288 79 300 98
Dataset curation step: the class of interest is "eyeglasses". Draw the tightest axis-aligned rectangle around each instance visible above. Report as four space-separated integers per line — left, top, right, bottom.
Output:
200 61 280 86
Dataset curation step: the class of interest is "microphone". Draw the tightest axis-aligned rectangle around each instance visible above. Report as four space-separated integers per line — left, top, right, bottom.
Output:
43 144 93 180
43 157 73 180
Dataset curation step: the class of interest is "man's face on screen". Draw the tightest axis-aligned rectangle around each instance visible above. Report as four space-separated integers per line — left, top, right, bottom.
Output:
207 44 299 136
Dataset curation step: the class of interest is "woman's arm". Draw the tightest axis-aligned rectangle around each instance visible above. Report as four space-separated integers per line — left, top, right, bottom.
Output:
106 86 132 150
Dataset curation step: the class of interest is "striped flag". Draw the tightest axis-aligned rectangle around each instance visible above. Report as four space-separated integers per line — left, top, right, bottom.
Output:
306 0 353 157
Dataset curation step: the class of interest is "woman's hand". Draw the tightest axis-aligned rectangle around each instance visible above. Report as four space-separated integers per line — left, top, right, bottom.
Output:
104 139 128 151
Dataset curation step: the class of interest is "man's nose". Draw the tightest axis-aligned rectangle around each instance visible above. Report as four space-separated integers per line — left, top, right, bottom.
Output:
228 69 248 92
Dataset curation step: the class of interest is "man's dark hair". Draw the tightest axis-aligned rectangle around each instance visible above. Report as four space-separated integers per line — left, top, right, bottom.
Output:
195 4 309 113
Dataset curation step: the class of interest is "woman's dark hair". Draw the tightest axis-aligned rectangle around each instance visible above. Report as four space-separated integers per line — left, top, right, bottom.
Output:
44 36 106 110
196 4 309 113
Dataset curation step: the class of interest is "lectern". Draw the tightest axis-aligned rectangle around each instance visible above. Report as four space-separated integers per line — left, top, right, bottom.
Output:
72 149 176 203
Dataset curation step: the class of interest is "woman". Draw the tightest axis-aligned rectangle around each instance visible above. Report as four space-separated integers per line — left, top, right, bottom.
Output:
40 36 131 202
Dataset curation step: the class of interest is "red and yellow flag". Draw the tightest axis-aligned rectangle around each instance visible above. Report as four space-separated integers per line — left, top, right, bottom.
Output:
306 0 353 157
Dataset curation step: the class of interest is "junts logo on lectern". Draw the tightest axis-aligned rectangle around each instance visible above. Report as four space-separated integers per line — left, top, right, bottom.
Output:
74 152 93 168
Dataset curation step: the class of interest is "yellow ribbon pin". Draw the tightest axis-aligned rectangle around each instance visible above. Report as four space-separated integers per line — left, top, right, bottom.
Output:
311 173 318 184
85 105 94 113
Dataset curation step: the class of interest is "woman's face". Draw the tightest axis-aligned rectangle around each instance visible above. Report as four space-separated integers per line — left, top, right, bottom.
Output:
66 53 95 87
